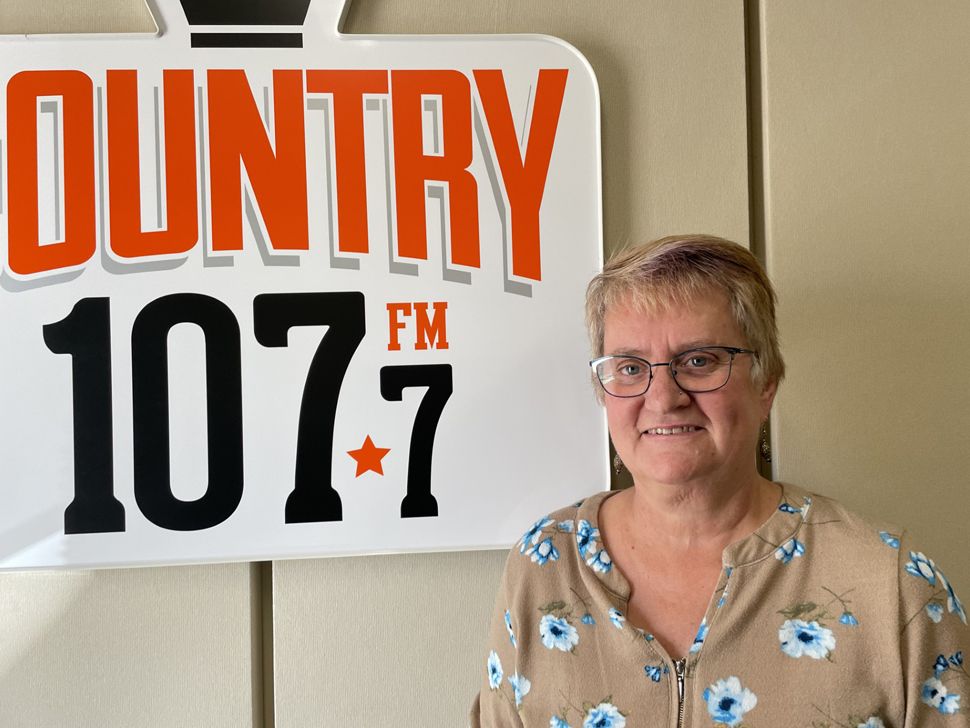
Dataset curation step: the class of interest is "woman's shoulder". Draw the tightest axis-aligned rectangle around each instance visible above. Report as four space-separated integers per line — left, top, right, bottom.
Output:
500 488 616 585
780 481 903 549
781 482 965 612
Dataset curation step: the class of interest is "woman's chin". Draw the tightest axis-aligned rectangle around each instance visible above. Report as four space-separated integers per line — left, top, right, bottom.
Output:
629 460 708 488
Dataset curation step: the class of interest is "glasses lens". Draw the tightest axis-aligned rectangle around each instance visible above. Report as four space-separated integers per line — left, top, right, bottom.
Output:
671 348 733 392
596 356 650 397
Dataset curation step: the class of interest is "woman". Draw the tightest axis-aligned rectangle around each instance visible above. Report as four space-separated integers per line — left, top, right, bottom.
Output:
470 235 968 728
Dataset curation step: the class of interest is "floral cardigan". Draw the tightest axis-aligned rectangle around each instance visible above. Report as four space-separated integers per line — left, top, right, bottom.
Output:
469 483 969 728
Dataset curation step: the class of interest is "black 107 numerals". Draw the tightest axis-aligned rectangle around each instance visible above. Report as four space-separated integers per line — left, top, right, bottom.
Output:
42 292 452 534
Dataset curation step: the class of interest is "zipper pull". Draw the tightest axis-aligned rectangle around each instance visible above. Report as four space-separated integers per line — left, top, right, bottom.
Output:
674 658 687 728
674 658 687 698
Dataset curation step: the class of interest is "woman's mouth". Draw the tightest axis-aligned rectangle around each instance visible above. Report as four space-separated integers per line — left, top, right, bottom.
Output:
644 426 701 435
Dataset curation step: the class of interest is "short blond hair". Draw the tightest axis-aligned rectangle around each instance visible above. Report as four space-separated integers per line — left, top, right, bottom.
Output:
585 234 785 388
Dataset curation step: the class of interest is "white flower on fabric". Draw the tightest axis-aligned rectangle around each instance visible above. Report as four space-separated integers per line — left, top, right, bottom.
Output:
550 717 572 728
586 549 614 573
774 538 805 564
557 520 575 533
905 551 938 585
527 537 560 566
608 607 625 629
921 677 961 714
508 672 531 707
576 519 599 558
689 620 709 654
856 718 885 728
582 702 626 728
926 601 945 623
486 651 503 690
539 614 579 652
702 676 758 726
504 609 517 647
879 530 900 549
936 568 969 625
779 619 836 659
519 517 553 553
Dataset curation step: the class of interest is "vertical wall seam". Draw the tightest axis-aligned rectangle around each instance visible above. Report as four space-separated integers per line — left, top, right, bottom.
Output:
261 562 276 728
250 562 264 727
250 562 276 728
743 0 766 264
743 0 775 480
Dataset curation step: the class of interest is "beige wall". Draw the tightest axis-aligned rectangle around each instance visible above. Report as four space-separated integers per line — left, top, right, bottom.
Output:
757 0 970 601
0 1 966 726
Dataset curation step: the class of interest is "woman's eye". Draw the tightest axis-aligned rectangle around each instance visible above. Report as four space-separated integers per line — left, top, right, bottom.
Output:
682 354 714 368
616 361 643 376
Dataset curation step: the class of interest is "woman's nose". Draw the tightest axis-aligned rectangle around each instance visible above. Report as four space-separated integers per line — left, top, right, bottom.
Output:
645 364 687 407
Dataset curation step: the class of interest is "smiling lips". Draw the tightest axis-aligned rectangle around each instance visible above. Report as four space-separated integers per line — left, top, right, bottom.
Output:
643 426 702 435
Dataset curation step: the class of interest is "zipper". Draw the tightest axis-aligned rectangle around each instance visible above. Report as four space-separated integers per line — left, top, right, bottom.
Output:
674 657 687 728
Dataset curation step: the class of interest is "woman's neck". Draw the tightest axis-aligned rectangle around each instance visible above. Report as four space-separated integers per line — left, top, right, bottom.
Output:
611 474 780 558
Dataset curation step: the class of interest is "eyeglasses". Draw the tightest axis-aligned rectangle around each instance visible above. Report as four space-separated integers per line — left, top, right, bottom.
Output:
589 346 756 397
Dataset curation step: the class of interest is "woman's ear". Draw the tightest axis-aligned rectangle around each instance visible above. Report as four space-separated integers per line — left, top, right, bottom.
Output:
759 378 778 417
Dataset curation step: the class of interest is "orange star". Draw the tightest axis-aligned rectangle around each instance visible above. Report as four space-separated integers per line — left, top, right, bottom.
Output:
347 436 391 477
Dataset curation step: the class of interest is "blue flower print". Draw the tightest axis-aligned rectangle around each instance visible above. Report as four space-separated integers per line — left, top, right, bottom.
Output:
508 672 531 707
487 650 503 689
937 568 969 625
520 517 553 553
934 654 950 676
527 537 560 566
926 602 945 623
690 620 709 654
644 664 667 682
839 612 859 626
550 717 572 728
951 651 965 667
774 538 805 564
608 607 625 629
717 568 733 608
779 619 836 659
906 551 938 585
779 502 799 514
539 614 579 652
504 609 517 647
879 530 900 549
582 702 626 728
702 676 758 726
921 677 961 714
856 718 885 728
557 520 575 533
581 613 596 626
586 549 614 574
576 520 599 558
636 628 655 643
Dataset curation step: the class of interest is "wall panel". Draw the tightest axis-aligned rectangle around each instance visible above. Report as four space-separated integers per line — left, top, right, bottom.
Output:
0 564 258 727
759 0 970 598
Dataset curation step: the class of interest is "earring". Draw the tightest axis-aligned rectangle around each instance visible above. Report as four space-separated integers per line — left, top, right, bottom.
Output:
613 452 624 475
759 425 772 463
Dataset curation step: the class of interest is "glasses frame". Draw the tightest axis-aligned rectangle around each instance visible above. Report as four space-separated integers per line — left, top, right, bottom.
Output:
589 346 757 397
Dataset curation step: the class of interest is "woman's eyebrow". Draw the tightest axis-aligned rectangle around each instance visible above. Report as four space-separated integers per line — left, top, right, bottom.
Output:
608 341 717 357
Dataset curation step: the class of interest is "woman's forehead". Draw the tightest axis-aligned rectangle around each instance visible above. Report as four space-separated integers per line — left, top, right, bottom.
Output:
603 293 742 350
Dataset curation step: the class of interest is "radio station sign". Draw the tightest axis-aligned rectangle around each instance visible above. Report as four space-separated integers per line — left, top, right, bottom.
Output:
0 0 606 569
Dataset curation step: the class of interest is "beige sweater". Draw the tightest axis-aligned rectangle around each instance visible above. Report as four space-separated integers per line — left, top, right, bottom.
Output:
470 483 969 728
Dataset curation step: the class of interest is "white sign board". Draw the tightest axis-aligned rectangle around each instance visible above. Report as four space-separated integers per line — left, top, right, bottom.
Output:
0 0 607 569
